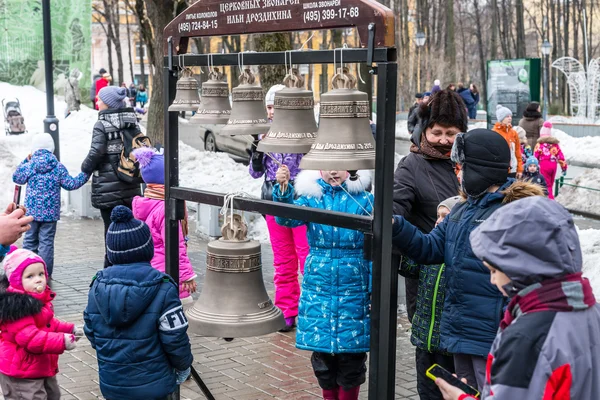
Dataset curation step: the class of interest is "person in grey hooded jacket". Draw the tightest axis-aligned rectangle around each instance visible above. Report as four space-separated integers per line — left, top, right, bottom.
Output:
436 196 600 400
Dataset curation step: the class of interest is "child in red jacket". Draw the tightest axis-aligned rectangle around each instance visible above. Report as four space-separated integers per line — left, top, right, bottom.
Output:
0 248 81 399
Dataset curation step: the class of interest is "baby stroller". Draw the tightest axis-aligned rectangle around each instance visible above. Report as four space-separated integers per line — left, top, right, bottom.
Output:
3 98 26 135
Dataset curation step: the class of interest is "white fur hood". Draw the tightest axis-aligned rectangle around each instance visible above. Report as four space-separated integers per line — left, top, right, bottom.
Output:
293 170 373 199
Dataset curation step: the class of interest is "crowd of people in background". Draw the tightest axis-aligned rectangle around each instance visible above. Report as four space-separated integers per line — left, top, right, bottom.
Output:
89 68 148 112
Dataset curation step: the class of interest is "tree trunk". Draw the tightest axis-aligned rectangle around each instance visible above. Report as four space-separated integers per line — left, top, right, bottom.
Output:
564 0 570 113
103 0 124 85
444 0 456 82
457 0 468 81
551 0 557 103
515 0 526 57
253 33 291 93
124 4 135 84
573 0 579 61
137 0 187 145
490 0 499 60
473 0 487 109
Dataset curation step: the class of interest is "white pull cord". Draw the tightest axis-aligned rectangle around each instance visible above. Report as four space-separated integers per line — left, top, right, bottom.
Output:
336 180 372 217
220 191 254 229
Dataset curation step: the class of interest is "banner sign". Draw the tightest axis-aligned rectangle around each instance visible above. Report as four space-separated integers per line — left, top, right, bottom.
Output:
486 58 541 128
0 0 92 93
164 0 395 55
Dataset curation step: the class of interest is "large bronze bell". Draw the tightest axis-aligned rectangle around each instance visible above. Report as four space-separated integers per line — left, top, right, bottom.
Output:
257 69 317 154
168 68 201 112
190 68 231 125
300 69 375 171
185 214 285 338
220 68 269 136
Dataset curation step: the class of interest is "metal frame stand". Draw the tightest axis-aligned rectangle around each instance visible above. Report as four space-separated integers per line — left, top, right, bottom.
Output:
163 21 398 400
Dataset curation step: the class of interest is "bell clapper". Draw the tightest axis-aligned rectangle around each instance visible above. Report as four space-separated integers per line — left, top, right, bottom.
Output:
348 170 359 181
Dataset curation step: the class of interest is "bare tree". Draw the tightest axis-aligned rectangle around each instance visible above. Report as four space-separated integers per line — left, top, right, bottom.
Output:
124 1 135 84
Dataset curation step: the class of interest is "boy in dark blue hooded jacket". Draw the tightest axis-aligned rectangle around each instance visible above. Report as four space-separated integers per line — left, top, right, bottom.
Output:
84 206 193 400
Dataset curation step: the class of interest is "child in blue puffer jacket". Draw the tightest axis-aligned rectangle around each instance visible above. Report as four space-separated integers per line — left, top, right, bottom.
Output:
84 206 193 400
273 166 373 400
12 133 89 277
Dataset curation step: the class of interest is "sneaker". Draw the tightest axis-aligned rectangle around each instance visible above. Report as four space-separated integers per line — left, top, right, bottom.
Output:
279 316 296 332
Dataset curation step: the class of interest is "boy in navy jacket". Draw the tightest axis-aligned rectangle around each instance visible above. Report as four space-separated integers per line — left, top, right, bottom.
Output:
84 206 193 400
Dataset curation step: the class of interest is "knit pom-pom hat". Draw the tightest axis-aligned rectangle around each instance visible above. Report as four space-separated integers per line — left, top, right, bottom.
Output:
106 206 154 265
132 147 164 185
3 248 47 290
540 121 553 137
525 156 539 170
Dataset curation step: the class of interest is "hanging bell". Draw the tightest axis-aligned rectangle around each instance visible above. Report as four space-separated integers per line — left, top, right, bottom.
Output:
190 68 231 125
185 214 285 338
257 69 317 154
168 67 201 112
300 69 375 171
220 68 269 136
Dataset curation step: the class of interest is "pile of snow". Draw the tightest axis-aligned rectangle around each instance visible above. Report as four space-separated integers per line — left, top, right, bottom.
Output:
556 169 600 215
0 82 269 241
553 129 600 167
579 229 600 300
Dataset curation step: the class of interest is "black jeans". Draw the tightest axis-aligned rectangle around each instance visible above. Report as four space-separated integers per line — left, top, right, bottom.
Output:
311 352 367 391
100 208 113 268
415 348 455 400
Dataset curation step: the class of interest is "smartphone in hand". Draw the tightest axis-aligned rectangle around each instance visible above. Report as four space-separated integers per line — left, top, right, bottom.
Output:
426 364 480 398
13 185 22 207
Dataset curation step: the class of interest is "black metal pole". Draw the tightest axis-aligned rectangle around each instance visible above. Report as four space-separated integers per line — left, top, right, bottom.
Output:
42 0 59 161
368 62 398 400
543 54 549 120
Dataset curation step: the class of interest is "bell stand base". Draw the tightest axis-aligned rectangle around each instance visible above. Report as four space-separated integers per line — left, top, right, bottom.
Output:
167 365 216 400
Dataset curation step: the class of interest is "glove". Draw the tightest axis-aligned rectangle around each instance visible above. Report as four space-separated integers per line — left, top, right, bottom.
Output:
251 150 264 172
64 333 77 350
175 367 191 385
73 325 84 341
562 170 567 177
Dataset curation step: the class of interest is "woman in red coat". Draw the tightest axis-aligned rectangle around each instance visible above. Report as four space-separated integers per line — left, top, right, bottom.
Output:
0 248 80 399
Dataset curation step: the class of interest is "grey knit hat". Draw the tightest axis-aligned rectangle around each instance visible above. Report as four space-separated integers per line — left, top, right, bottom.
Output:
495 105 512 123
438 196 461 212
98 86 128 109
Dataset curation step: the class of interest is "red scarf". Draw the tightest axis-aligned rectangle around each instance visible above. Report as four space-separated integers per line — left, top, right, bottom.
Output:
500 272 596 330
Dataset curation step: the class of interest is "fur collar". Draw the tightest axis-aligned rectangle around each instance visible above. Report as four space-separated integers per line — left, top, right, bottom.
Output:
537 136 560 144
0 276 43 322
294 170 372 199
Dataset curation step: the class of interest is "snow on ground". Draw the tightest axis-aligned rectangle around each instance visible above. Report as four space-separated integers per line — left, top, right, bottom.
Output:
0 82 268 241
553 129 600 167
556 169 600 215
579 229 600 300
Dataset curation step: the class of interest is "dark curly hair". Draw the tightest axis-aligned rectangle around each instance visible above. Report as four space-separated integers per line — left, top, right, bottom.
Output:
418 89 468 132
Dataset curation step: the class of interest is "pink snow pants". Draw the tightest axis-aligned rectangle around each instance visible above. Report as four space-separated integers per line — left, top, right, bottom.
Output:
266 214 309 318
539 159 558 200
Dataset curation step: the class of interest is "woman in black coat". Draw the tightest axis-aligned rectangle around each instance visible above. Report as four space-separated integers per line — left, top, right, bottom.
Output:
81 86 141 267
393 89 464 399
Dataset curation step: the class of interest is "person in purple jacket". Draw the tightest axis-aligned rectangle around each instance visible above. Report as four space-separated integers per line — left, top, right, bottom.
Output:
249 84 309 332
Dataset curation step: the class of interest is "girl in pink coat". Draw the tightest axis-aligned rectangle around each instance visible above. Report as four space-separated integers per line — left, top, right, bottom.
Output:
0 248 80 399
132 148 197 305
534 121 567 200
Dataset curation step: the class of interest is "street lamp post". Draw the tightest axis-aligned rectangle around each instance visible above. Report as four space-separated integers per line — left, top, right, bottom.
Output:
42 0 60 160
415 32 426 93
541 40 552 121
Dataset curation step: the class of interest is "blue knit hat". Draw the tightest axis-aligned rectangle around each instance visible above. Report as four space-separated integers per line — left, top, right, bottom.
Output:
525 156 539 170
98 86 128 109
106 206 154 265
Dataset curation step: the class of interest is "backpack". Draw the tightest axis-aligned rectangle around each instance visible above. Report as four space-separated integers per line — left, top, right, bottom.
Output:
116 128 152 183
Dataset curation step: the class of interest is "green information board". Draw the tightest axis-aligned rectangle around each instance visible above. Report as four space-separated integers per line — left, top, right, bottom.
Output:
0 0 92 93
486 58 541 128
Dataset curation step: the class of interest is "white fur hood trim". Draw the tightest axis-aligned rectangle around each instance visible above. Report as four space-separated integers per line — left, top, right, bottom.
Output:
293 170 372 199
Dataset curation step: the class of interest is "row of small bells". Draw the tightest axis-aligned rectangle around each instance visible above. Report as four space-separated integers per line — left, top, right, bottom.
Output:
168 64 375 338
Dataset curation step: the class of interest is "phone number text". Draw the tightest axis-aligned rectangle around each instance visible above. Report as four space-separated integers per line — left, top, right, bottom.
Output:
303 6 359 23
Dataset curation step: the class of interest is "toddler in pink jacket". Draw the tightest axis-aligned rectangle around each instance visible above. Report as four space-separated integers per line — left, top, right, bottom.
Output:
132 147 197 305
0 248 80 399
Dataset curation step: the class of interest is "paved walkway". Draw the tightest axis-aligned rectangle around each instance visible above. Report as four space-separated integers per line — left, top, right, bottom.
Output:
0 216 417 400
